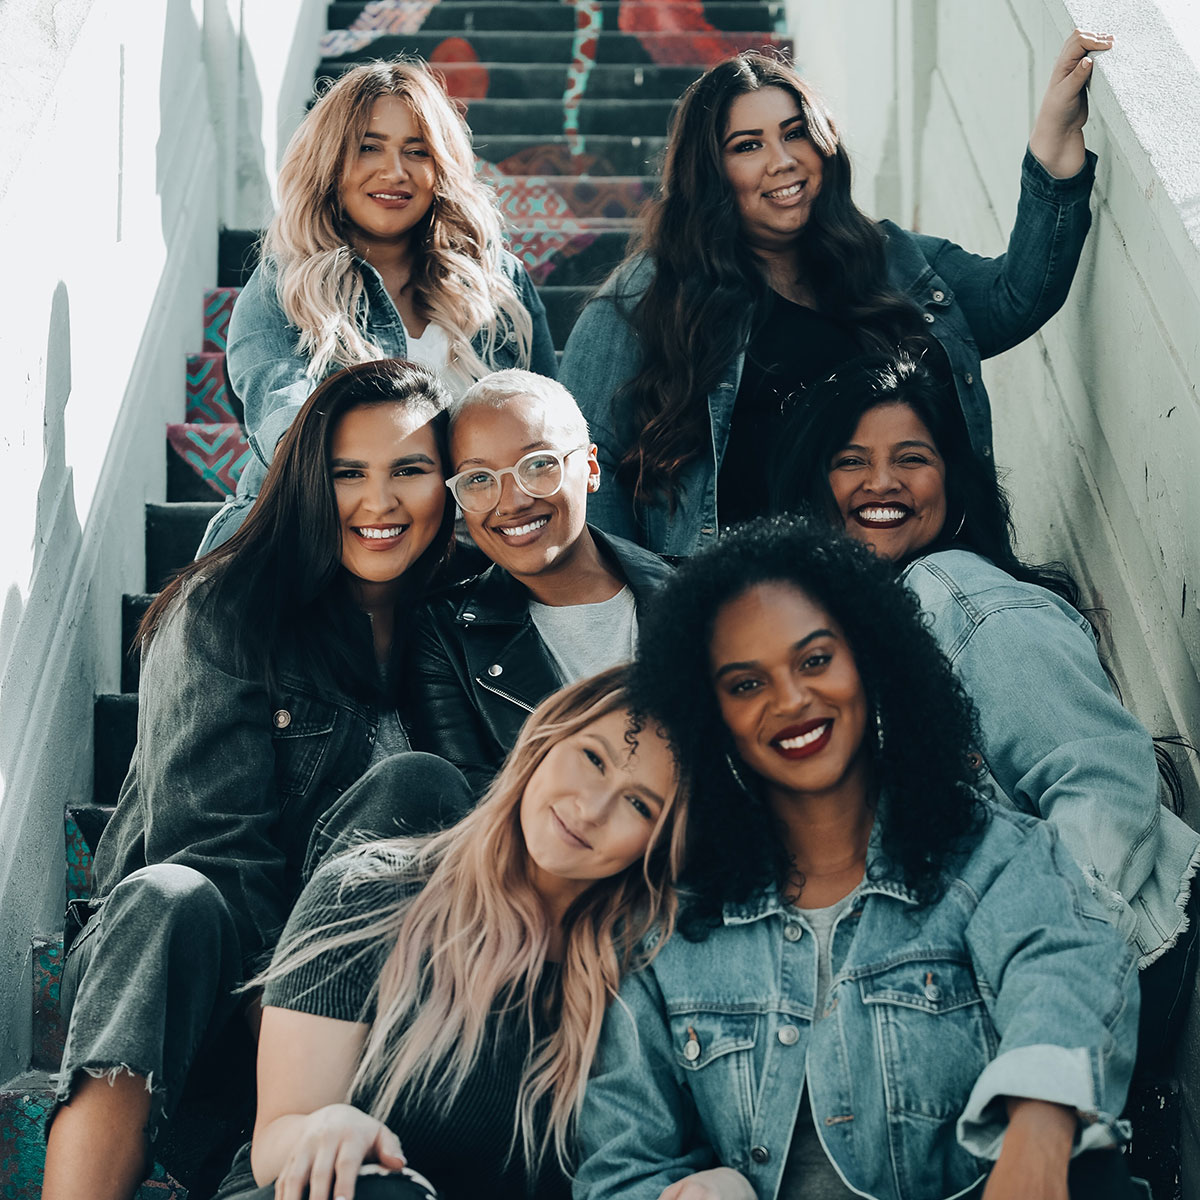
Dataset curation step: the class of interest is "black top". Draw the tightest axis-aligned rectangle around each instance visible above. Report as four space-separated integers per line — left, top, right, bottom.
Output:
265 853 571 1200
718 292 862 527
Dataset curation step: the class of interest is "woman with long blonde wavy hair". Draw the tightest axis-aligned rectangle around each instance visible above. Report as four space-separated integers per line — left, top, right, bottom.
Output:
200 57 556 554
212 665 687 1200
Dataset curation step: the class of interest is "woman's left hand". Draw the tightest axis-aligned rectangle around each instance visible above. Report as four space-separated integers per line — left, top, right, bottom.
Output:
657 1167 756 1200
981 1098 1075 1200
1029 29 1113 178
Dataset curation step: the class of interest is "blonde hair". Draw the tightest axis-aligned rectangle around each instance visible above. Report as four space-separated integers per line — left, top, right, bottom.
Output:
451 368 589 442
264 58 533 391
263 666 687 1173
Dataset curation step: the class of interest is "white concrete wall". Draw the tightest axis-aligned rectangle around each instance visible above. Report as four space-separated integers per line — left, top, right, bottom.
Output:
787 0 1200 1188
0 0 320 1082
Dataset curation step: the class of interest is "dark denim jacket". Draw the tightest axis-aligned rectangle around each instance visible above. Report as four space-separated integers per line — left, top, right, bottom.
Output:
576 805 1138 1200
92 586 391 971
560 149 1097 557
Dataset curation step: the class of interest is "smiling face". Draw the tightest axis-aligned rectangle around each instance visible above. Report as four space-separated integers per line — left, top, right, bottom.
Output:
827 402 948 564
339 95 437 253
519 707 678 904
449 393 599 585
331 402 446 604
722 86 824 253
709 582 870 807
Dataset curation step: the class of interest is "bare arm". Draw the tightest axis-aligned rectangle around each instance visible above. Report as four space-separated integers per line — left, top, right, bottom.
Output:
250 1005 405 1200
981 1099 1075 1200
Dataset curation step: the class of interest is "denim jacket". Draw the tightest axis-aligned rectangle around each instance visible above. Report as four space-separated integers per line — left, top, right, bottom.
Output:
575 805 1137 1200
560 148 1096 558
903 549 1200 967
198 250 557 553
91 584 390 973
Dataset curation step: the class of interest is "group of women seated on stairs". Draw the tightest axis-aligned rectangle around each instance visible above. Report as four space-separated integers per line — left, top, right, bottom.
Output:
41 26 1200 1200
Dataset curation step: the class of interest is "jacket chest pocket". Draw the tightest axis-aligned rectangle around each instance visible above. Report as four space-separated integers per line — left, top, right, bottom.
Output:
270 693 339 801
667 1011 759 1150
858 958 996 1121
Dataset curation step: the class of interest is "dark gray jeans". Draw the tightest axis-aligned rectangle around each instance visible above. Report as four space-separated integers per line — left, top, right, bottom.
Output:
51 752 474 1146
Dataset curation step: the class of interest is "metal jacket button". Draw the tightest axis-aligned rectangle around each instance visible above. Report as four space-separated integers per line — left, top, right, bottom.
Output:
777 1024 799 1045
964 372 974 384
462 611 476 621
923 312 935 324
273 709 291 729
487 664 503 677
924 983 942 1002
750 1146 770 1164
783 923 803 942
683 1040 701 1061
932 288 945 301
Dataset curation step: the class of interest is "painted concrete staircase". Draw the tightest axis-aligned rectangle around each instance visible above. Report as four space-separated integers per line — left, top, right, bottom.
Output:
0 1 791 1196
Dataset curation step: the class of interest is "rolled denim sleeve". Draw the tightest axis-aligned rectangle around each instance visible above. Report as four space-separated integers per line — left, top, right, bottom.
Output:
575 968 718 1200
134 596 289 970
911 148 1096 361
960 818 1138 1159
560 292 644 544
924 584 1158 942
227 262 319 471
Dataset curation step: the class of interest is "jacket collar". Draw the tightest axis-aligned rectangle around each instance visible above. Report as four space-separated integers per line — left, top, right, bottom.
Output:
720 797 921 926
453 525 671 627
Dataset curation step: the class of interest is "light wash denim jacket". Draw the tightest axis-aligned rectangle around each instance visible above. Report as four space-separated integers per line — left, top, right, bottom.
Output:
575 805 1137 1200
200 250 557 552
903 549 1200 967
560 149 1096 558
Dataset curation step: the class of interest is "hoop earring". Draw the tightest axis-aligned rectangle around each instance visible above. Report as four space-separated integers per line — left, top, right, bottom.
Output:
952 511 966 539
874 707 886 755
725 752 754 797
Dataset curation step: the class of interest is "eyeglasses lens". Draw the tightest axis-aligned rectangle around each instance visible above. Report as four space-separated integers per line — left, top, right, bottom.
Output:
454 453 564 512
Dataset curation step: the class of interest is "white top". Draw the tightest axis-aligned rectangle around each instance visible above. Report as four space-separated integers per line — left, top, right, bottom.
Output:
401 318 451 377
528 586 639 684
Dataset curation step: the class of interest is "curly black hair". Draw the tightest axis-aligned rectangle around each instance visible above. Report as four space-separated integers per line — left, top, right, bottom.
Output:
631 515 988 934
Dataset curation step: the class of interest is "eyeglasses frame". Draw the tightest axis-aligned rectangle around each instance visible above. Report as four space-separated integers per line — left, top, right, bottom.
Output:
445 444 588 513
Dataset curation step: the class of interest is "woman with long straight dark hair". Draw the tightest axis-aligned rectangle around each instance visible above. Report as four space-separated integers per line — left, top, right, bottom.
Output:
43 359 464 1200
559 31 1111 557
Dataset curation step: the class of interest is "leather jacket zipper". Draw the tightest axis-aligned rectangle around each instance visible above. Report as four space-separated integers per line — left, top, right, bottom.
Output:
475 675 535 714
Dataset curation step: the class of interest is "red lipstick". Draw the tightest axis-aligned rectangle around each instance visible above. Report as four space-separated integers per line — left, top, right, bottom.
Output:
770 719 833 760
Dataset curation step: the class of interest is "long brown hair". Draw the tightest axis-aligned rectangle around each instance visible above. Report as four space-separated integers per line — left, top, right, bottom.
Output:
261 666 689 1171
139 359 454 697
607 51 924 506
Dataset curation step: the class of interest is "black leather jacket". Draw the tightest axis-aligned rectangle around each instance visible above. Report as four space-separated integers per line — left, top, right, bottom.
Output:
406 528 672 793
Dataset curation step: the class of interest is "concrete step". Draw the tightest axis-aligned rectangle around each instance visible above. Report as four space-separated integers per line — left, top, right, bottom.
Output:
509 225 632 287
478 134 666 177
538 285 591 349
455 96 677 137
30 935 64 1073
202 287 239 354
0 1071 189 1198
145 502 221 593
434 61 706 100
94 693 137 809
120 594 153 693
166 423 250 503
319 29 790 66
65 802 117 895
186 352 241 425
326 1 783 34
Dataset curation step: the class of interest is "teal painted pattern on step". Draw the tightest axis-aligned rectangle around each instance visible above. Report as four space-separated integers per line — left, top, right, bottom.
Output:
31 937 64 1073
185 354 237 424
202 289 239 354
166 424 251 498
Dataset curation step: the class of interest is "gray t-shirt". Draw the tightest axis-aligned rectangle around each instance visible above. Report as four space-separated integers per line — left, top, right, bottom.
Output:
528 586 638 684
779 893 859 1200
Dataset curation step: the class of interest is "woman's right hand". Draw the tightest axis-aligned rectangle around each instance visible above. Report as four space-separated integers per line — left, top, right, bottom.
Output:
657 1167 756 1200
1028 29 1113 178
272 1103 406 1200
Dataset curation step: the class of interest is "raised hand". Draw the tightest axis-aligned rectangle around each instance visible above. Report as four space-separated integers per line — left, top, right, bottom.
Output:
1029 29 1114 178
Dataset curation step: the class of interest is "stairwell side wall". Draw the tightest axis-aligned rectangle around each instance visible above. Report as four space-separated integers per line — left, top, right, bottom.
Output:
0 0 320 1083
787 0 1200 1190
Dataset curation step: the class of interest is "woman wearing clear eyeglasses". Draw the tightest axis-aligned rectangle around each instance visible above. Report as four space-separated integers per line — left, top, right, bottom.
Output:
406 370 673 795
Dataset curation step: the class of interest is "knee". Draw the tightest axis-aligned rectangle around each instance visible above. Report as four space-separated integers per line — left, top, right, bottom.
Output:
339 752 474 838
108 864 228 932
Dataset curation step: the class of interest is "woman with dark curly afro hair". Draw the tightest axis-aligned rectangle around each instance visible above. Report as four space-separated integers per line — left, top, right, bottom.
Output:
574 518 1144 1200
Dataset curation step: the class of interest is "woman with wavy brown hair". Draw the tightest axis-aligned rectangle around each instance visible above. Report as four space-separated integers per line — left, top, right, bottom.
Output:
559 32 1110 558
211 665 687 1200
200 58 556 553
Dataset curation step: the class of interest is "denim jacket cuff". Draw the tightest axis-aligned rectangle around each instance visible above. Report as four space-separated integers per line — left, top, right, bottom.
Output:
956 1044 1131 1160
1021 146 1097 203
